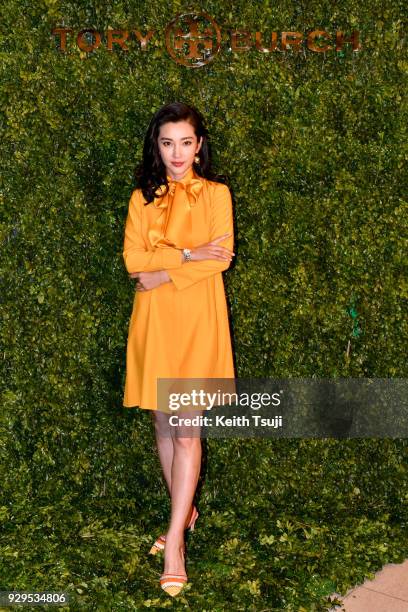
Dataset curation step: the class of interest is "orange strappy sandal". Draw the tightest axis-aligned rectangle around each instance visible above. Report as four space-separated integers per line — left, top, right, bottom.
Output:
149 505 199 555
160 547 187 597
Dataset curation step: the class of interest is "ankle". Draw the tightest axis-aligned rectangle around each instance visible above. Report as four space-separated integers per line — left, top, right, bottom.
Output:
163 544 186 575
165 524 183 538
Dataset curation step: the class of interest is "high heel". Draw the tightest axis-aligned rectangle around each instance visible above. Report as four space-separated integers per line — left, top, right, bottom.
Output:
148 534 166 555
160 547 187 597
149 505 199 555
186 505 199 532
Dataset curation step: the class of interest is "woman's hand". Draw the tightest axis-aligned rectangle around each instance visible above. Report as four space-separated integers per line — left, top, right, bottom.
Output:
190 233 235 262
129 270 170 291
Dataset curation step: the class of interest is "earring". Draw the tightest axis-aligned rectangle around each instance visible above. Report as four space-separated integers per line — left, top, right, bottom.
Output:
194 155 200 165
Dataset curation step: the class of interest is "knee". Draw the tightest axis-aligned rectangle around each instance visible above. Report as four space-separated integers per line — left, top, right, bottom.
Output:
152 411 171 437
173 436 201 452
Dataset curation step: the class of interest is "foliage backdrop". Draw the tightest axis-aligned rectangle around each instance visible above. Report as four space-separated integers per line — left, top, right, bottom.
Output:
1 0 407 610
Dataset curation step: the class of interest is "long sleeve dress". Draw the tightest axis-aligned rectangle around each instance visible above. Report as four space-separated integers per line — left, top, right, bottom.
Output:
122 165 235 410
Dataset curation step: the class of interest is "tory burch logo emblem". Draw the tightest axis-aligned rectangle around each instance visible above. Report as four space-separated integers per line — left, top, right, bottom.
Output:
165 11 222 68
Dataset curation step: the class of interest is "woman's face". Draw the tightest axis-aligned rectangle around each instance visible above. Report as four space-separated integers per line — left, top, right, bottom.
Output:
158 120 202 180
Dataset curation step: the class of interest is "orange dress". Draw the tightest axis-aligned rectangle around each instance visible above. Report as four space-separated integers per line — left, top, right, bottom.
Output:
122 165 235 410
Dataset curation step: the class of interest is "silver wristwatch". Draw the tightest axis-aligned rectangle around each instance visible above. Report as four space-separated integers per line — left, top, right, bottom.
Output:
182 248 192 262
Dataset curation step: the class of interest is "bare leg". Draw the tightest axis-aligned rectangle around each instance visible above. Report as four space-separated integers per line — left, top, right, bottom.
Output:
151 410 173 494
151 409 203 575
163 421 202 575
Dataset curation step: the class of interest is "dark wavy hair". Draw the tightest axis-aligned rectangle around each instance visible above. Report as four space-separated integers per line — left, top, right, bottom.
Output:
133 101 229 205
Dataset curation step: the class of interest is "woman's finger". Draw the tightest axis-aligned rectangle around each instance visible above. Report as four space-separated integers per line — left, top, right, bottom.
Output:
207 247 234 256
210 246 234 256
209 235 231 245
216 246 234 254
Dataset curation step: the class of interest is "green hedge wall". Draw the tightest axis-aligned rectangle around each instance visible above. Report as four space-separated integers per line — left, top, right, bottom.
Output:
1 1 407 610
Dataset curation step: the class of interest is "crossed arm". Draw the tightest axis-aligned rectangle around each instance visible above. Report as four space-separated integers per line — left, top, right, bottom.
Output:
123 183 235 291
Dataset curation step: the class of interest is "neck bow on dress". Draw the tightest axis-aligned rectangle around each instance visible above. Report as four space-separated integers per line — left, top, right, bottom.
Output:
148 166 203 250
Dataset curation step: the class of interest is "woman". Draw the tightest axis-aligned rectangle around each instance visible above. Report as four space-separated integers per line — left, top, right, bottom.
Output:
122 102 235 596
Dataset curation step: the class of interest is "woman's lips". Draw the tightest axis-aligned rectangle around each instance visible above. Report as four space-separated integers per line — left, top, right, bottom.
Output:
172 162 184 166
